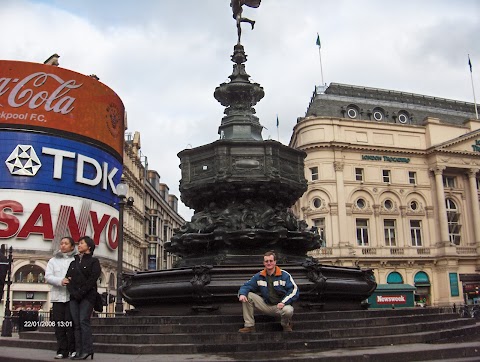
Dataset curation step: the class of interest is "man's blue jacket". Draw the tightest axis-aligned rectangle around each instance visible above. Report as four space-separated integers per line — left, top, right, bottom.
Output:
238 266 299 305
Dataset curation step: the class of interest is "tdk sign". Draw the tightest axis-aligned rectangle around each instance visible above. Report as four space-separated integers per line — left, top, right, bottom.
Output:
1 132 121 206
41 147 118 191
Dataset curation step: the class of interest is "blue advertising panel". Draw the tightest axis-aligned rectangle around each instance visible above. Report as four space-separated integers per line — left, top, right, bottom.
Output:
0 130 121 206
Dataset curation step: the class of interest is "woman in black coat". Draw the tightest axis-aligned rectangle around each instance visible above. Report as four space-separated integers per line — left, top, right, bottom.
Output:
65 236 101 360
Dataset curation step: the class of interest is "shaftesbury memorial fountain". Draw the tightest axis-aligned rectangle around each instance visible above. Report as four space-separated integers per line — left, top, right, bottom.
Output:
122 1 376 314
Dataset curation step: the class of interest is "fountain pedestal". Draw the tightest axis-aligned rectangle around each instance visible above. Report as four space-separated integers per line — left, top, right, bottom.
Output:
121 43 376 315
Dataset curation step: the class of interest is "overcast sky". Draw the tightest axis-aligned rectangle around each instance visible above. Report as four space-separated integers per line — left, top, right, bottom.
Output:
1 0 479 220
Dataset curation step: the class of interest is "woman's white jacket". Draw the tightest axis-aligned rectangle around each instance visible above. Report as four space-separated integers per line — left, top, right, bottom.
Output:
45 250 77 303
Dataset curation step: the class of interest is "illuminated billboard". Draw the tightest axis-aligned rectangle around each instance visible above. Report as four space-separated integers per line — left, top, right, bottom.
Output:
0 60 125 259
0 60 124 158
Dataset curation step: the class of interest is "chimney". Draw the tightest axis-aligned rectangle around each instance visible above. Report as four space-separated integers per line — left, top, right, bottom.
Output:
44 54 60 66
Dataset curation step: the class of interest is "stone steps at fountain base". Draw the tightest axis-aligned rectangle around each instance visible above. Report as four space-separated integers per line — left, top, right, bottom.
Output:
17 319 477 345
0 307 479 360
1 338 480 361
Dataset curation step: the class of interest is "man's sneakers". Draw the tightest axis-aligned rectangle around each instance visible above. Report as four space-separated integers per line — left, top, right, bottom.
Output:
282 323 293 332
238 326 256 333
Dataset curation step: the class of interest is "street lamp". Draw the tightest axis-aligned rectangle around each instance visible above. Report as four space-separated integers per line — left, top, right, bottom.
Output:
1 246 13 336
115 180 128 315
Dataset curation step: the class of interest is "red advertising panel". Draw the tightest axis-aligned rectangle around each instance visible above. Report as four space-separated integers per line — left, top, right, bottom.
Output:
0 60 125 158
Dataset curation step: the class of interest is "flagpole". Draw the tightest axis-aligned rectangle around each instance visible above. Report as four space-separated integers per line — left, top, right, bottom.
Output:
276 114 279 142
317 33 324 87
469 55 479 119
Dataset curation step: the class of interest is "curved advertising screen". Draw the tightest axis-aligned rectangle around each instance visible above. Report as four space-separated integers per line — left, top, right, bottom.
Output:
0 60 125 259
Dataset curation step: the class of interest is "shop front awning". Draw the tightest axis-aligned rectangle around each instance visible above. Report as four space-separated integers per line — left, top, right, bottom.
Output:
414 271 431 286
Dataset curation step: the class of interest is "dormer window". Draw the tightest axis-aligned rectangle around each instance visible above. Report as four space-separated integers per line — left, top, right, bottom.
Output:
398 111 410 124
373 107 385 121
346 104 360 119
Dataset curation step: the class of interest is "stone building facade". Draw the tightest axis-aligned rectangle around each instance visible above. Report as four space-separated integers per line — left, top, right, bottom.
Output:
114 131 184 312
290 83 480 307
145 170 184 271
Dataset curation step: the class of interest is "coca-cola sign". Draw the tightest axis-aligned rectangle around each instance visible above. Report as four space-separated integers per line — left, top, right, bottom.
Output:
0 72 82 114
0 60 125 158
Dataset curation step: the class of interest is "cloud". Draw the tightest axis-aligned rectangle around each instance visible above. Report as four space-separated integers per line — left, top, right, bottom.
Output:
1 0 479 219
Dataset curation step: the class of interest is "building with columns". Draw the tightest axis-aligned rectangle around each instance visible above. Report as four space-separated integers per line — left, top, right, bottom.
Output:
290 83 480 307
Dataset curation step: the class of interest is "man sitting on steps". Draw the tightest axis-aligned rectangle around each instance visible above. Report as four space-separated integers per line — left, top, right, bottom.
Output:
238 250 299 333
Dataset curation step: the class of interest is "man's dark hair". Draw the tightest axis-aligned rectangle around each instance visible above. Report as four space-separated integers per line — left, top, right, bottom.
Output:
264 251 276 260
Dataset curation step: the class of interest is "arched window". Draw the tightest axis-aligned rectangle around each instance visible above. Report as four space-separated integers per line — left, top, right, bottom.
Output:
445 198 461 245
414 271 431 306
14 265 45 283
387 271 403 284
414 271 430 286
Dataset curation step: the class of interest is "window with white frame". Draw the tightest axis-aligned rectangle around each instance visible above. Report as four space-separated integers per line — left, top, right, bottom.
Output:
383 169 391 183
409 171 417 185
163 225 169 242
384 219 396 246
356 219 369 246
443 176 456 188
313 218 326 247
446 198 461 245
355 168 364 182
148 215 157 236
310 167 319 181
148 242 157 255
410 220 422 246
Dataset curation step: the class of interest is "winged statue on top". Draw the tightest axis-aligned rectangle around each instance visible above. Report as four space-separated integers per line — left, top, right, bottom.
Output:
230 0 261 44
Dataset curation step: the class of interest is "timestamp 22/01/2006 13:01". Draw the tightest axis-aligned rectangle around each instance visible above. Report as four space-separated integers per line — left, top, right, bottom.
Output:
23 320 73 328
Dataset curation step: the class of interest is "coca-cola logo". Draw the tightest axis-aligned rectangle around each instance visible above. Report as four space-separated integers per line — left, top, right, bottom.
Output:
106 103 121 137
0 72 82 114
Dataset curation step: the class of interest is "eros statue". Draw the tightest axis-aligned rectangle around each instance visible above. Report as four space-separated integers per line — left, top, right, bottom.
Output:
230 0 261 44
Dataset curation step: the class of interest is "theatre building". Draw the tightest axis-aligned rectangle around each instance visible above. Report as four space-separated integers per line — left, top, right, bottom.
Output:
290 83 480 307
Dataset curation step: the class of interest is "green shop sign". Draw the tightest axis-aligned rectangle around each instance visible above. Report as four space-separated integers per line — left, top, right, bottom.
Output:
362 155 410 163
